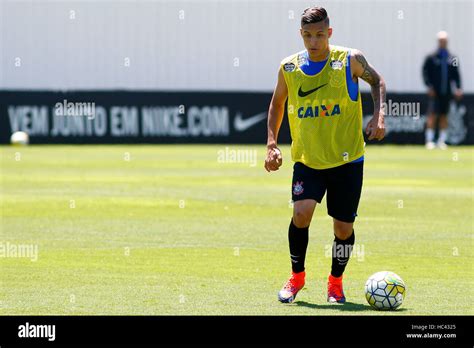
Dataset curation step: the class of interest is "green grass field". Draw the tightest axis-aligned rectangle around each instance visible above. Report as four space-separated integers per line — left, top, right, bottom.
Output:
0 144 473 315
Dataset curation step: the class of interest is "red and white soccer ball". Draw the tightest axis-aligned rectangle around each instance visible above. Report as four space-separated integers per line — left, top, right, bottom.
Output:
365 271 406 310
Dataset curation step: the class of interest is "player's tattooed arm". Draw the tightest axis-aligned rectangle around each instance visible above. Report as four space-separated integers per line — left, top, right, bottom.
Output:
352 49 386 115
351 49 386 141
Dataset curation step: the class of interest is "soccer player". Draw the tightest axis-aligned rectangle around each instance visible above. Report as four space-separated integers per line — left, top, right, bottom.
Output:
264 7 386 304
422 31 462 150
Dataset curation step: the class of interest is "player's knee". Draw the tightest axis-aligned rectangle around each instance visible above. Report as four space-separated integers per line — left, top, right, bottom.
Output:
439 115 448 126
293 208 312 228
426 114 435 127
333 220 353 240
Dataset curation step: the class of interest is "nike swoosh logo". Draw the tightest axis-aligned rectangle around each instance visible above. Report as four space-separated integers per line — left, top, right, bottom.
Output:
298 83 328 97
234 112 267 132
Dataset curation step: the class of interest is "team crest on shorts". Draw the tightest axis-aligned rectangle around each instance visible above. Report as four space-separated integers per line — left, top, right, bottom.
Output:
283 63 296 72
293 181 304 196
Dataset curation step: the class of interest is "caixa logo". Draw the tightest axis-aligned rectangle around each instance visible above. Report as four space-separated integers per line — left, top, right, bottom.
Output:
297 104 341 118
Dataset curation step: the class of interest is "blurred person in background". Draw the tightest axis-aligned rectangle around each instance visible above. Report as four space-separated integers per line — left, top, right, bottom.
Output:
422 30 462 149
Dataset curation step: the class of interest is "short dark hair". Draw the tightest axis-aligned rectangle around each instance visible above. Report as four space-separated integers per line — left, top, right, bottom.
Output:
301 7 329 27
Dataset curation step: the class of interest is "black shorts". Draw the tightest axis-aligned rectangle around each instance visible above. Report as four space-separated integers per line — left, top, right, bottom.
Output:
291 161 363 223
428 95 452 115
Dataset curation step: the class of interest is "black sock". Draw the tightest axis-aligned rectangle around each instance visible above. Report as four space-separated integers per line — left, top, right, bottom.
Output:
331 230 355 277
288 219 309 273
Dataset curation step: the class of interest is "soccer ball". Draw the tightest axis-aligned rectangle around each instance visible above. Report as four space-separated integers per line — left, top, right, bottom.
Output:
365 271 406 310
10 131 30 146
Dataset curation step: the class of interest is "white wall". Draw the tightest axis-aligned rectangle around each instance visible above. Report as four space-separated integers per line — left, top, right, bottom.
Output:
1 0 473 92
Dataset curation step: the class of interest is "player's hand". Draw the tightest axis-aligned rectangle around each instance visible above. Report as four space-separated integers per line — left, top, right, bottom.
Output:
454 89 463 101
264 146 283 172
428 87 436 98
365 114 385 141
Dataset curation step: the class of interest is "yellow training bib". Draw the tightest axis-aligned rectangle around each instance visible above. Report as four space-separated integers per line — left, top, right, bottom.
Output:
281 45 365 169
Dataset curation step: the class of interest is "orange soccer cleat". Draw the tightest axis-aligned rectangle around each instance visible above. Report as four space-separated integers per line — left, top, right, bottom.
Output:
327 274 346 303
278 271 305 303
